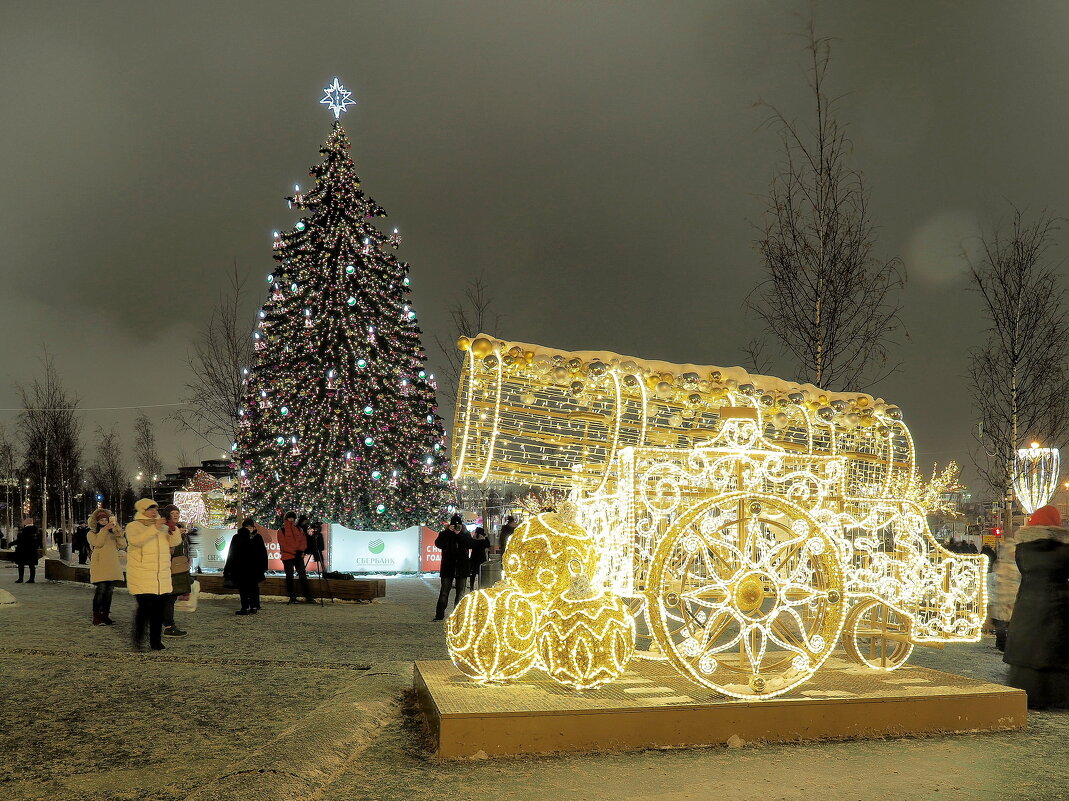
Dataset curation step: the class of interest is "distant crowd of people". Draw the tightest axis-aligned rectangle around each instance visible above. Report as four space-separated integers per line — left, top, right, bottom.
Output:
943 536 981 554
8 500 326 651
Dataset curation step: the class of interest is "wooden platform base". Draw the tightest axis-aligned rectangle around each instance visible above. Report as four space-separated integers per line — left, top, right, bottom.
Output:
414 656 1027 758
40 559 385 601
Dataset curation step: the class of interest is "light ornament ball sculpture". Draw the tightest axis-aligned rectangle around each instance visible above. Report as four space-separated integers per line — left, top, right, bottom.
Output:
1013 442 1061 514
445 583 541 684
537 574 636 691
502 513 598 605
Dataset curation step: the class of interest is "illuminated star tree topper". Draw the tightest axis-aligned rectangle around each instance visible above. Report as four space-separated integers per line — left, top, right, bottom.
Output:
320 77 357 119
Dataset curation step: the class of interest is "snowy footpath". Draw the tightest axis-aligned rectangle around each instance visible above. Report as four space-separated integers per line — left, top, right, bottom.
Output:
1 564 1067 801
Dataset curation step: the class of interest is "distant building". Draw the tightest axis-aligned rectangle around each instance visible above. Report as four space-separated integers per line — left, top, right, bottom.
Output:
152 459 232 505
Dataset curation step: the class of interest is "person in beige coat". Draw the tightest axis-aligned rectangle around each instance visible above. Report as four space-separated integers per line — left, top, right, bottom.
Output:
126 499 181 650
87 508 126 626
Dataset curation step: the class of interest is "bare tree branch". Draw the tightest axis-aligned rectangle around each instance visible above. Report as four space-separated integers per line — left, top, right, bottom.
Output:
433 273 503 403
86 426 126 515
133 412 163 496
967 206 1069 499
749 21 905 391
172 261 255 454
16 350 83 530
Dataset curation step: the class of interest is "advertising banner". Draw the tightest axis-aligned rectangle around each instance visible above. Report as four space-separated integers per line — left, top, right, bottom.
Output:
190 526 326 573
328 524 421 573
193 528 235 573
419 526 442 573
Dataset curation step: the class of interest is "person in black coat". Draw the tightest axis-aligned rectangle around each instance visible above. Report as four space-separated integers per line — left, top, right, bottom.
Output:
1003 505 1069 709
73 524 91 564
14 517 42 583
433 514 472 620
468 526 491 591
224 518 269 616
497 516 516 554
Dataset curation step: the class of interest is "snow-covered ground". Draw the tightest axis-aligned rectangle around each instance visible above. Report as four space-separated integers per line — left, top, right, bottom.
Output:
1 564 1066 801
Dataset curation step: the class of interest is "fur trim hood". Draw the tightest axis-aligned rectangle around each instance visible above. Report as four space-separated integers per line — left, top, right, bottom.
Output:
1014 525 1069 546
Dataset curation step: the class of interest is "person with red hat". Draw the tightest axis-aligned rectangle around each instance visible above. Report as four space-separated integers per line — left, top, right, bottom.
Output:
1003 504 1069 708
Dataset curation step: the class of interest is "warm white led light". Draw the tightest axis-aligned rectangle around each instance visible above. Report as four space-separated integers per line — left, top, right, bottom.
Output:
449 335 987 699
1013 446 1061 514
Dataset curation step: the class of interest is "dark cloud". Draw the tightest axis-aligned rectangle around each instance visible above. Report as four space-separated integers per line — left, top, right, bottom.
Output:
2 0 1067 485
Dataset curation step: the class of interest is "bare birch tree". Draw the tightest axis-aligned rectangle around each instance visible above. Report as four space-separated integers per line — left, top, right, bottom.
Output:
748 24 905 391
133 412 163 497
434 274 503 404
0 425 18 538
87 426 126 514
16 352 83 531
173 263 255 452
968 207 1069 510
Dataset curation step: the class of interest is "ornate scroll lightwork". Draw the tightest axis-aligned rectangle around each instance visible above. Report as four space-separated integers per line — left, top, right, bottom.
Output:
1013 444 1061 514
450 335 987 697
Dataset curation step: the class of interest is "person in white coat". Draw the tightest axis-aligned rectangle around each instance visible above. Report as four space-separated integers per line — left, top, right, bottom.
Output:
126 499 181 650
87 508 126 626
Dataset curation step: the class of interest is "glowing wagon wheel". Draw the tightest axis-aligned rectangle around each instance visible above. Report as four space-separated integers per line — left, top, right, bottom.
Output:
842 599 914 671
646 492 847 699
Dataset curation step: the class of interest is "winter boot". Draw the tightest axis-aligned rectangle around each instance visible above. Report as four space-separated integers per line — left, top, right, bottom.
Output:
93 612 104 626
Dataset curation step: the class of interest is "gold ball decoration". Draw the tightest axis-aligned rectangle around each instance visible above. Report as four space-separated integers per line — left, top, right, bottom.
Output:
503 513 597 605
445 584 541 684
537 583 636 691
456 336 472 352
470 337 494 358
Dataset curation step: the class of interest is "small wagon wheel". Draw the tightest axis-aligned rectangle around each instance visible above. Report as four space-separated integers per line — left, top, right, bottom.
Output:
646 492 846 699
842 598 914 671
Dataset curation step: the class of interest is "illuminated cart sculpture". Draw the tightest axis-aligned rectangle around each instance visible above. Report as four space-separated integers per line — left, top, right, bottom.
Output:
451 335 986 699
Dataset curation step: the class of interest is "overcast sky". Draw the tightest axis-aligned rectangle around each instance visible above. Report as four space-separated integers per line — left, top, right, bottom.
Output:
2 1 1067 491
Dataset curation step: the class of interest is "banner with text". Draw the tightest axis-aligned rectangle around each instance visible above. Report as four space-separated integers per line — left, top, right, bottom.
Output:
328 524 421 573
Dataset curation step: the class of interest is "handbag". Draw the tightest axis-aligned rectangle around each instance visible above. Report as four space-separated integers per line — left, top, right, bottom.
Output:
171 554 191 573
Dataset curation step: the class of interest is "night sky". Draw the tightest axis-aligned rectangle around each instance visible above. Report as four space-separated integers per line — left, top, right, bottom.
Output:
2 1 1067 490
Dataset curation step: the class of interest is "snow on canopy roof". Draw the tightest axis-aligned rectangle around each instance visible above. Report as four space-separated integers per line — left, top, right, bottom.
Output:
471 334 885 407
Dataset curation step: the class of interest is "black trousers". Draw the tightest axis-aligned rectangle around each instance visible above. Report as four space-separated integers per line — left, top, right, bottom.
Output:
468 562 486 591
283 556 313 601
16 564 36 582
133 594 166 647
436 573 466 619
93 581 117 616
238 581 261 611
162 593 179 627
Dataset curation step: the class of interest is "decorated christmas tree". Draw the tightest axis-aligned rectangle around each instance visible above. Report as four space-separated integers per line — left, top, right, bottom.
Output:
237 79 451 529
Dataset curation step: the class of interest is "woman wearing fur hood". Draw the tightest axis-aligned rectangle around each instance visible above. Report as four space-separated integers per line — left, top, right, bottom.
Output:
1003 505 1069 709
87 508 126 626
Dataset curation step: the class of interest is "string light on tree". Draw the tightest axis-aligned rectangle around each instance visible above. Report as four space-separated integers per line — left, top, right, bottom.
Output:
237 80 450 529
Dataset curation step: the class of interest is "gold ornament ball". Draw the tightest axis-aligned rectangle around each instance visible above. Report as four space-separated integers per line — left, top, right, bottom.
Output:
445 584 541 684
470 337 494 358
503 513 597 605
537 590 636 690
457 336 472 352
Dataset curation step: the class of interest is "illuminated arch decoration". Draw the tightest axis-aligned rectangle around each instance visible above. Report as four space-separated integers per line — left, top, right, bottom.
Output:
448 335 987 699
